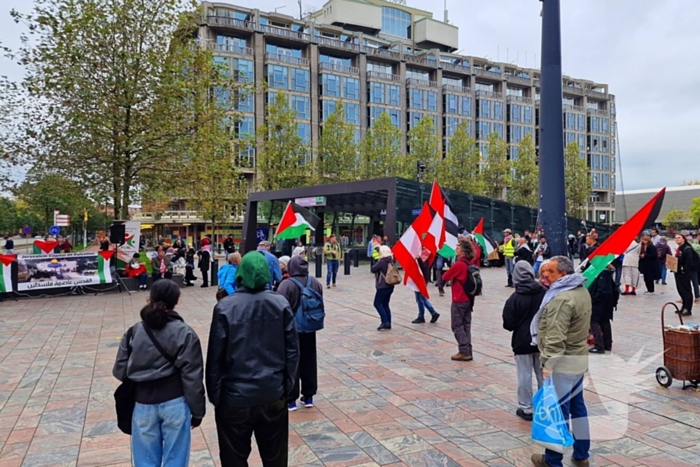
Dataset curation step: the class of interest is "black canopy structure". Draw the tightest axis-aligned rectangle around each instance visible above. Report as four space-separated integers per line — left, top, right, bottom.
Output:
241 177 614 253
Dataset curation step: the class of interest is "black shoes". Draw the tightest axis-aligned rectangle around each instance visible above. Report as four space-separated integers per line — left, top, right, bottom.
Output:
412 317 426 324
589 348 605 354
516 408 533 421
430 313 440 323
681 310 693 317
377 323 391 331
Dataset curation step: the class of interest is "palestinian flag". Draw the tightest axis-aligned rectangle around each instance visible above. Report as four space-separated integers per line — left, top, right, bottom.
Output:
275 201 321 240
580 188 665 288
393 202 434 298
97 250 115 283
429 182 459 258
0 254 16 293
473 218 495 258
33 240 59 254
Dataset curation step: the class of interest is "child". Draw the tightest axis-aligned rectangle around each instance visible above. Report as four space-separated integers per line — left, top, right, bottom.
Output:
184 247 197 286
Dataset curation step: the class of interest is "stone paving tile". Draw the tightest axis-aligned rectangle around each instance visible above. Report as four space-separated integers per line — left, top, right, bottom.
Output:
2 266 700 466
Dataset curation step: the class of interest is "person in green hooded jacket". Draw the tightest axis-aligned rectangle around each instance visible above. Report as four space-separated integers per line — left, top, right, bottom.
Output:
206 251 299 467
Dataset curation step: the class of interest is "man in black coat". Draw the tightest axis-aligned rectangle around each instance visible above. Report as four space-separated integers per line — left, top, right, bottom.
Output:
588 266 618 353
515 237 534 265
502 261 546 421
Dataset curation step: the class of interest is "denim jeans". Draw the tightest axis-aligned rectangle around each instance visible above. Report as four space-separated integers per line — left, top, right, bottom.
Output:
543 374 590 467
659 264 668 284
132 396 191 467
326 259 339 285
533 261 542 277
505 257 514 286
137 273 148 287
414 291 436 319
373 287 394 325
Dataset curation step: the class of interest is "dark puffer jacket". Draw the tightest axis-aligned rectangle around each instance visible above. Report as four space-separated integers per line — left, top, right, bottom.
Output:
502 261 546 355
276 256 324 312
588 268 618 323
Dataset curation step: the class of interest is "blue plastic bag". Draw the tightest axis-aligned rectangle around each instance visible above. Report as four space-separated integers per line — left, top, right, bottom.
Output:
532 378 575 453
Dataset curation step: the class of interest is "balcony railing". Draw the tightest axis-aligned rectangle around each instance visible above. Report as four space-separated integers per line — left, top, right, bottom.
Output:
533 78 541 87
475 90 504 99
442 84 472 94
405 54 438 68
507 95 533 104
563 103 585 112
367 48 401 60
406 78 438 88
367 71 401 82
586 89 608 99
563 86 584 96
474 68 502 80
441 62 470 74
206 15 256 30
259 24 310 41
265 52 309 66
506 75 532 85
587 108 608 116
319 62 360 74
211 43 253 56
315 36 361 52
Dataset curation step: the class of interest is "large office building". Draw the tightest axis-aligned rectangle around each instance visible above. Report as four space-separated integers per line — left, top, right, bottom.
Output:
137 0 618 241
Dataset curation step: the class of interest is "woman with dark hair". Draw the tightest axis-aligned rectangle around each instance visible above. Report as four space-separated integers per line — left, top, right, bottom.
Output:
113 280 205 467
371 245 395 331
442 238 476 361
674 234 696 317
638 235 660 294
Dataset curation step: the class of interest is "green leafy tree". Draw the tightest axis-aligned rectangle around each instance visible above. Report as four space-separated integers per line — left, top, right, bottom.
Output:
508 132 539 208
664 209 689 231
5 0 239 219
0 198 20 235
481 132 511 200
400 116 440 181
16 172 91 231
690 197 700 227
564 142 591 218
256 94 310 191
318 101 358 183
437 121 484 195
360 112 401 179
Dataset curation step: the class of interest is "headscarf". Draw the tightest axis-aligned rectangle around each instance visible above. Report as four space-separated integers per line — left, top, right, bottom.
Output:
235 251 272 291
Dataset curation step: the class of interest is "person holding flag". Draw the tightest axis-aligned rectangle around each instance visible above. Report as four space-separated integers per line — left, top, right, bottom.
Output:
411 247 440 324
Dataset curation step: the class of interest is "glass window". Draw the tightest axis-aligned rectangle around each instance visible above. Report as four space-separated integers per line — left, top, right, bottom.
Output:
236 116 255 137
345 103 360 125
592 173 600 189
388 108 400 127
291 95 309 119
602 155 610 171
233 58 254 83
566 113 575 129
602 136 609 153
480 142 489 159
602 118 609 134
370 82 386 104
524 106 533 124
388 85 400 106
493 102 503 120
510 146 519 160
290 69 309 92
426 91 438 112
322 100 337 122
478 121 490 140
342 77 359 100
298 123 310 145
323 74 341 97
511 125 521 144
445 117 459 137
214 56 230 75
409 88 423 109
478 99 491 119
509 104 521 123
565 132 575 144
461 96 472 117
215 87 230 107
408 112 423 130
382 7 412 38
268 65 288 89
577 114 585 131
235 90 254 112
591 117 600 133
446 94 458 114
577 133 586 151
602 173 610 189
592 154 601 170
369 106 387 126
494 123 504 139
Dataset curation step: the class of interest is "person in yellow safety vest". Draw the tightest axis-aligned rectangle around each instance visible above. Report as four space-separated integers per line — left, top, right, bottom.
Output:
501 229 516 288
323 234 344 289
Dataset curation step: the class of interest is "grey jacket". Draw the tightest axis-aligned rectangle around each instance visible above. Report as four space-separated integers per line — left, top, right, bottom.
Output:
113 314 206 419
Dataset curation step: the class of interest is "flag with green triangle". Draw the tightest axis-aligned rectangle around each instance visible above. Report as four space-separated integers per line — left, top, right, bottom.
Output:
473 218 495 258
0 254 16 293
275 201 321 240
97 250 114 284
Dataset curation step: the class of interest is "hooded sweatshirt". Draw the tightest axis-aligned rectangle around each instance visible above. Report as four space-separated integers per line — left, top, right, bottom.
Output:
217 263 238 295
276 256 324 313
502 261 546 354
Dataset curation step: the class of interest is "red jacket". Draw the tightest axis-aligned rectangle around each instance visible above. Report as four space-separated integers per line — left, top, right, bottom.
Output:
125 264 147 278
442 256 472 303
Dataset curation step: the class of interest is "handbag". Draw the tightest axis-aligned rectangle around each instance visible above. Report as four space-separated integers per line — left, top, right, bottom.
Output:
531 378 575 453
383 263 402 286
114 323 178 435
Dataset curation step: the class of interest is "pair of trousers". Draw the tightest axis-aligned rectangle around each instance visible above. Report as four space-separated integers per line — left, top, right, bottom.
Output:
692 271 700 299
215 398 288 467
435 269 445 294
643 276 655 293
152 271 173 281
414 291 437 319
676 272 694 313
590 320 612 351
200 269 209 287
132 396 191 467
659 264 668 283
533 261 542 277
289 332 318 401
450 300 473 355
514 353 543 413
137 273 148 287
505 258 514 285
373 287 394 325
326 260 339 285
543 374 590 467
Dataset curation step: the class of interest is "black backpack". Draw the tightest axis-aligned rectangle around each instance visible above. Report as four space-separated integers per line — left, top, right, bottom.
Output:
290 277 325 333
463 264 483 297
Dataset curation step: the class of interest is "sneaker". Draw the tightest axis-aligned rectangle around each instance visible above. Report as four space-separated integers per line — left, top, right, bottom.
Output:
439 291 445 297
412 317 426 324
589 348 605 354
451 353 473 362
288 402 298 411
531 454 547 467
681 310 693 317
430 312 440 323
301 397 314 408
332 283 336 287
327 284 331 289
516 408 533 422
572 457 591 467
662 282 668 285
377 323 391 331
643 291 654 295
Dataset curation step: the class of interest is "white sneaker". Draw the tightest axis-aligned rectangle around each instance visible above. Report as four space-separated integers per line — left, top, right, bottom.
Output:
643 291 654 295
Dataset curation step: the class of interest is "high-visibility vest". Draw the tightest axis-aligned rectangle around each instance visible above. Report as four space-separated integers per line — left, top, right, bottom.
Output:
503 239 516 257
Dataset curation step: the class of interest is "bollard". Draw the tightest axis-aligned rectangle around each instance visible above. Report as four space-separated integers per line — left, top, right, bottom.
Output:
370 256 376 271
315 250 323 278
210 259 219 287
344 251 351 275
353 249 359 267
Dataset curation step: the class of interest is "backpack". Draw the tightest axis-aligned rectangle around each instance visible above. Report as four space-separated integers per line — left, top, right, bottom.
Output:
383 262 402 286
290 276 325 333
463 264 483 297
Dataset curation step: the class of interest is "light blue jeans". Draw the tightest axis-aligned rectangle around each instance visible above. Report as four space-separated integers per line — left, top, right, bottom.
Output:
533 261 543 277
132 396 191 467
414 291 437 319
543 374 590 467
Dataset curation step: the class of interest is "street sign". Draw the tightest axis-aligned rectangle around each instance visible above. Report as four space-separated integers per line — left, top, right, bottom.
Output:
23 226 31 235
49 225 61 236
56 215 71 227
295 196 326 207
411 209 421 216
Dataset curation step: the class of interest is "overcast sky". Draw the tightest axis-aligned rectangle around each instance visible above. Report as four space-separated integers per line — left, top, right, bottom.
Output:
1 0 699 191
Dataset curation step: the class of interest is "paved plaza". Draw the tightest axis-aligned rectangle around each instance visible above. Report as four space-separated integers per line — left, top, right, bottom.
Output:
1 265 700 467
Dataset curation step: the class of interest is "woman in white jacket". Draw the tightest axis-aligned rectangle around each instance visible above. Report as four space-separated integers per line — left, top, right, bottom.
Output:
621 239 641 295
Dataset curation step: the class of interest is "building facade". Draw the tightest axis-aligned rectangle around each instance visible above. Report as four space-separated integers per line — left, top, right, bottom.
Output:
136 0 618 240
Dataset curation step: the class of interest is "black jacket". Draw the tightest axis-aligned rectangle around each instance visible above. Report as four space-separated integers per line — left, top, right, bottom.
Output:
638 243 660 280
205 287 299 408
588 269 618 323
676 243 697 275
276 256 324 313
502 279 546 354
371 256 394 289
417 257 431 284
198 249 211 271
515 245 533 265
223 238 235 254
